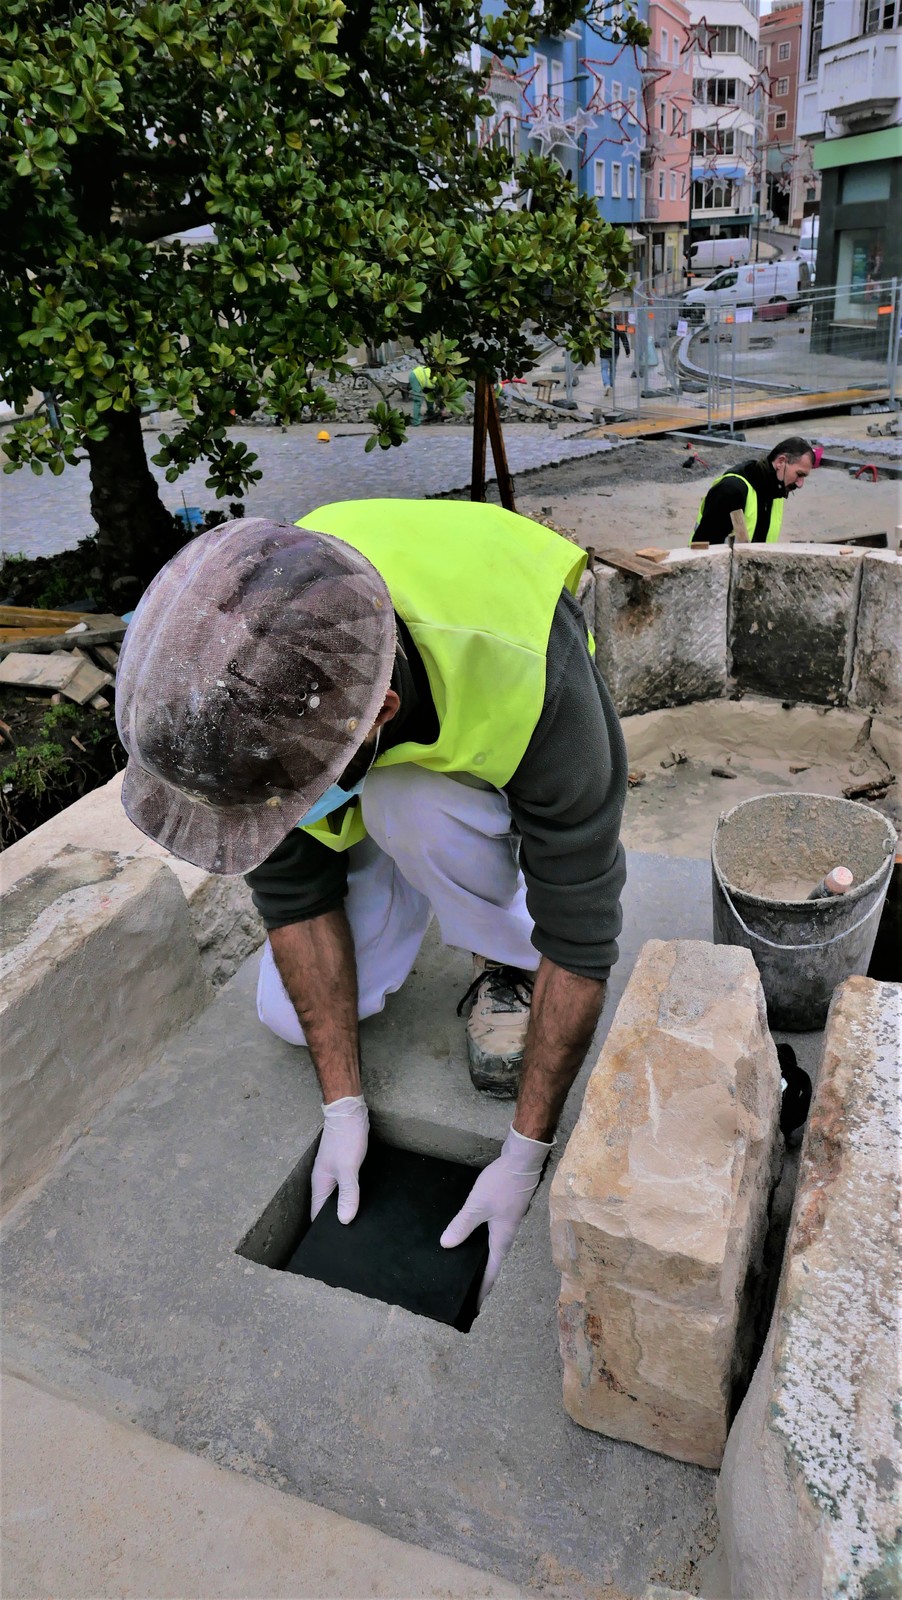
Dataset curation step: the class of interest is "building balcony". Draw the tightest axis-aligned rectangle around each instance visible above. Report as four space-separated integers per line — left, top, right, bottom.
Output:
817 32 901 125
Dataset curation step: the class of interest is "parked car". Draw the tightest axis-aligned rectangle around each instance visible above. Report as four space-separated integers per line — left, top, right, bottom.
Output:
686 237 752 274
683 259 811 318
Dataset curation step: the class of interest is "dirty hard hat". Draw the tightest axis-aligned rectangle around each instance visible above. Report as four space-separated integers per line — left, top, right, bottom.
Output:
116 517 395 874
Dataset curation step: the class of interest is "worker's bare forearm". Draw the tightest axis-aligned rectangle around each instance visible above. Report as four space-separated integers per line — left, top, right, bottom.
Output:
513 959 606 1143
268 911 361 1103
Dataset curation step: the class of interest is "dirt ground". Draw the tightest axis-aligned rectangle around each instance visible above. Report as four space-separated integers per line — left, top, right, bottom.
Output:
504 426 901 553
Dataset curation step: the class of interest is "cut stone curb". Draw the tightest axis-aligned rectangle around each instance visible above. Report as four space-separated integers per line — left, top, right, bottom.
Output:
593 549 730 715
0 771 261 990
0 852 210 1212
850 550 902 719
551 939 781 1468
728 544 863 706
717 976 902 1600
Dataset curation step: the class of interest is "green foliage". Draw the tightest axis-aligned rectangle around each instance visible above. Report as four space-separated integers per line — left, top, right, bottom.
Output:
0 0 648 524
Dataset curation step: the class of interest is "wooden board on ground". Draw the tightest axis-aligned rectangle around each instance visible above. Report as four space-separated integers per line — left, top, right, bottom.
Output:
635 547 670 563
61 652 114 706
594 547 671 579
0 616 127 660
0 605 95 628
0 651 83 693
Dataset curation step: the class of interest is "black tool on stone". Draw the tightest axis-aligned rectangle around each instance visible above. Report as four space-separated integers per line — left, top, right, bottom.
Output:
284 1139 489 1331
777 1042 812 1143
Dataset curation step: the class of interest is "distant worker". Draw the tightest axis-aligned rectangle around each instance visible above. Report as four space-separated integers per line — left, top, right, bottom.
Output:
408 364 444 427
691 436 816 545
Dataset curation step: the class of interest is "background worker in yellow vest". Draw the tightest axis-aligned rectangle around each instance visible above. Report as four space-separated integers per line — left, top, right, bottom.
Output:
116 501 627 1307
408 363 444 426
691 436 816 545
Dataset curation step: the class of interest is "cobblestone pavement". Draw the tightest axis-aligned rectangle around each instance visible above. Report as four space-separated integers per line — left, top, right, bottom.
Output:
0 421 621 559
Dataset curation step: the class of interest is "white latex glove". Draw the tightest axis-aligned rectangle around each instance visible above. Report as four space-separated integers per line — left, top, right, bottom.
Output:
440 1124 553 1308
310 1095 369 1225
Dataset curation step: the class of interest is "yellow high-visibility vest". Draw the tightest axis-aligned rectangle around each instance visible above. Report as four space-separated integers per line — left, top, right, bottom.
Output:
692 474 784 544
294 499 588 850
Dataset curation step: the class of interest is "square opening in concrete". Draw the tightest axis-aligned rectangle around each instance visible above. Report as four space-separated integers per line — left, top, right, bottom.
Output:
238 1138 489 1331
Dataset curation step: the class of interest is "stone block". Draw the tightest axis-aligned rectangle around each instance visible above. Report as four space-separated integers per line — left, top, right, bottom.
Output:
729 545 862 705
717 977 901 1600
550 939 780 1468
0 852 211 1211
593 550 730 716
0 772 261 988
850 550 902 719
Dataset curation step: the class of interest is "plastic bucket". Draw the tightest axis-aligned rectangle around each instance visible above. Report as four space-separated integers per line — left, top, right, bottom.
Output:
711 793 897 1031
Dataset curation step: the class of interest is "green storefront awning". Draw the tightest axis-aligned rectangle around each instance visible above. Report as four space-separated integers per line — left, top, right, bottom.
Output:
814 126 902 171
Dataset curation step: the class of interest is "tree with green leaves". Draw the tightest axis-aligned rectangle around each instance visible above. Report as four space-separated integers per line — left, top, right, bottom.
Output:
1 0 647 588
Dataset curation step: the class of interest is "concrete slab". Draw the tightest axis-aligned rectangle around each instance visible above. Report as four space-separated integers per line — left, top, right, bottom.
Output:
0 853 720 1600
1 1370 528 1600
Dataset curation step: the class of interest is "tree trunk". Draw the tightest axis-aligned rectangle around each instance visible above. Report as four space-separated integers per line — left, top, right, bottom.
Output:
86 407 183 592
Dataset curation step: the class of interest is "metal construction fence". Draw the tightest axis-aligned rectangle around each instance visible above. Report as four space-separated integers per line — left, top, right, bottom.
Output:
590 277 902 431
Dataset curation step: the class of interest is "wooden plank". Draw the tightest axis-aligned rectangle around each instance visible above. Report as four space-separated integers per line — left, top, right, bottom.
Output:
730 509 750 542
0 620 127 660
635 547 669 563
594 547 671 579
59 652 113 706
0 651 83 693
0 626 67 642
0 605 93 628
486 383 516 513
471 375 488 503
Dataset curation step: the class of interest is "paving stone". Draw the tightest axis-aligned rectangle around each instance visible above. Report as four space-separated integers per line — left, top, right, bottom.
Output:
593 549 730 715
0 772 261 989
850 550 902 718
550 938 781 1468
0 853 210 1210
717 976 902 1600
0 423 620 559
728 544 863 705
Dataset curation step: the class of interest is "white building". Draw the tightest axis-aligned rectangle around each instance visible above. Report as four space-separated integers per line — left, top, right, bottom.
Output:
687 0 761 251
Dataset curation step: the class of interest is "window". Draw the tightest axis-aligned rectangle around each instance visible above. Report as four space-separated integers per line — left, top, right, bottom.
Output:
865 0 901 32
549 57 563 109
694 77 740 106
628 86 638 119
671 171 678 200
661 27 668 58
533 54 548 105
807 0 824 78
611 79 622 112
682 109 689 135
709 25 756 63
671 103 681 133
627 164 636 199
592 74 605 109
673 34 681 62
692 178 735 210
612 161 622 197
483 109 518 158
774 111 787 129
840 164 891 202
594 159 605 197
659 100 667 130
777 77 789 96
778 40 791 60
658 169 666 198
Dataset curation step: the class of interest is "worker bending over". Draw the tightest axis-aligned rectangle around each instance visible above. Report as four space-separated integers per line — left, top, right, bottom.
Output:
116 501 627 1306
692 436 816 545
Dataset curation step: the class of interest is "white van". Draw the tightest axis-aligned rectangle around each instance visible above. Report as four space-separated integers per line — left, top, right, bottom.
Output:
684 259 811 316
798 216 819 273
686 237 751 273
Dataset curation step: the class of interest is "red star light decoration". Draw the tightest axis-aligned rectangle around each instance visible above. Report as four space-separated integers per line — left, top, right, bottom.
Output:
681 18 720 58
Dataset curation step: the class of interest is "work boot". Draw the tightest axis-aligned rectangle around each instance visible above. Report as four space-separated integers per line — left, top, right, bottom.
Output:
456 956 535 1098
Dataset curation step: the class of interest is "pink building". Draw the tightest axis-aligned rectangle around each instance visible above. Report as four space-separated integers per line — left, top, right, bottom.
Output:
641 0 693 290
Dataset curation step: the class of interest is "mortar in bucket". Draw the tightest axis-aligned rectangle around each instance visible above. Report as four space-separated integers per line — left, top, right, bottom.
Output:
711 792 897 1030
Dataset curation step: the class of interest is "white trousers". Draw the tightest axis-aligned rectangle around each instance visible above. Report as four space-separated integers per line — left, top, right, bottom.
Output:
257 766 539 1046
